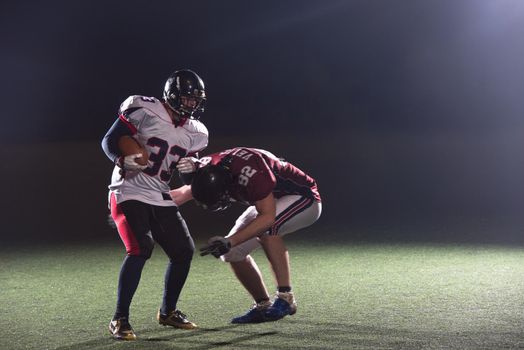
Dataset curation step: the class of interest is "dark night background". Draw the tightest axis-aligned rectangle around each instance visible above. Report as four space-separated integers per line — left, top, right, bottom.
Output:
1 0 523 245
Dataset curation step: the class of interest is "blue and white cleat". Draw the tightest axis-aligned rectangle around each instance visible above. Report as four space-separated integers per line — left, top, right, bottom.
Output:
264 292 297 321
231 300 272 324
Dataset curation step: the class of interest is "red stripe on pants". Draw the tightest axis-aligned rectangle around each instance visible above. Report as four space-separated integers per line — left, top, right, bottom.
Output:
270 197 313 235
110 193 141 255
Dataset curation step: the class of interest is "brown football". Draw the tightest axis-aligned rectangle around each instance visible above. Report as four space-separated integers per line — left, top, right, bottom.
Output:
118 136 149 166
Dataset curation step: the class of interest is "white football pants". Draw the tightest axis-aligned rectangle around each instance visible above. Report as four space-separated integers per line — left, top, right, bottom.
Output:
221 195 322 262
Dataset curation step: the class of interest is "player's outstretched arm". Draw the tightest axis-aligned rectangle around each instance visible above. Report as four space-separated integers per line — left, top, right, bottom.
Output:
176 157 199 173
228 193 276 247
200 236 231 258
177 157 200 185
199 195 276 259
169 185 194 206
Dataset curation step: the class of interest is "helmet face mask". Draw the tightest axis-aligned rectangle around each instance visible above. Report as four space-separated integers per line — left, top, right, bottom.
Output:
163 69 206 119
191 165 232 211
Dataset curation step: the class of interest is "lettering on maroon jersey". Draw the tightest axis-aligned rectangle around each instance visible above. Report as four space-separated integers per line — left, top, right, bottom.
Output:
231 148 254 161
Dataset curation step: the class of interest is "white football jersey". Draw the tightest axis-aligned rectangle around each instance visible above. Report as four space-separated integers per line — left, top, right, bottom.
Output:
109 95 208 206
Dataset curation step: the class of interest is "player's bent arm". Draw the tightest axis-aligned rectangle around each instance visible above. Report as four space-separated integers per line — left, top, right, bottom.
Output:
228 193 276 247
101 118 134 163
169 185 194 206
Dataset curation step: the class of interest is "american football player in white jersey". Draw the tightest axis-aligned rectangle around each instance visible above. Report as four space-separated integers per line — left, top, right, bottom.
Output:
101 69 208 340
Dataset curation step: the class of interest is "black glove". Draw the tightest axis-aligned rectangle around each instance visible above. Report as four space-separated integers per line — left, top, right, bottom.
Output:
200 236 232 258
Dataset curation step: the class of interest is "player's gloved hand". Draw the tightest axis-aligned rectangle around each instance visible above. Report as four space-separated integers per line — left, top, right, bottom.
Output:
200 236 232 258
176 157 198 174
117 153 148 170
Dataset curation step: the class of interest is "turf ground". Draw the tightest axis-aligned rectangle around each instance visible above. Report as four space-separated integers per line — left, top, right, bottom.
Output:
1 238 524 350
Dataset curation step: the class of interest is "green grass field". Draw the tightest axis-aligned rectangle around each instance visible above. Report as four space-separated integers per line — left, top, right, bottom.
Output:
1 238 524 349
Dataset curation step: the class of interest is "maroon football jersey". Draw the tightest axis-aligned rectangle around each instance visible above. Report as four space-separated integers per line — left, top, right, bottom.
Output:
199 147 321 205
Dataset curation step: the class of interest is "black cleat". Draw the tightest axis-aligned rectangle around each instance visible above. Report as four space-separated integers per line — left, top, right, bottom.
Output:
157 309 198 329
109 317 137 341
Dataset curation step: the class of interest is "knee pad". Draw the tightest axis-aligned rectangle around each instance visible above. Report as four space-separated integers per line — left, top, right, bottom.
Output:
169 247 194 263
166 239 195 263
221 247 248 263
135 234 154 260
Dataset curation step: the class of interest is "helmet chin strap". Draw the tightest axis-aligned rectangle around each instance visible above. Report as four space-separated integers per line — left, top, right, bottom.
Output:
163 101 188 125
171 110 183 122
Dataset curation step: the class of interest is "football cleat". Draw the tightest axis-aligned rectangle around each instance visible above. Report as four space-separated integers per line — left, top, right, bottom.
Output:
109 317 137 341
264 292 297 321
231 300 272 324
157 309 198 329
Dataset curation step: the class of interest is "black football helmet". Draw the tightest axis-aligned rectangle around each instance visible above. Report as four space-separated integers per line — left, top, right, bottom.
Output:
163 69 206 119
191 164 233 211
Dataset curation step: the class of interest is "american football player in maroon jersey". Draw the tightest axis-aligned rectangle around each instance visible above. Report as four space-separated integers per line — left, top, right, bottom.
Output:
171 147 322 323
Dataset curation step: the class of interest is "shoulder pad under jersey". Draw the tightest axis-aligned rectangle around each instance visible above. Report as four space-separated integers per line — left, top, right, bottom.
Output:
119 95 165 116
185 119 209 153
185 119 209 136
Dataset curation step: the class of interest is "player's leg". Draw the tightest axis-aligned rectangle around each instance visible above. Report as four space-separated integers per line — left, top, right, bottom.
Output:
259 235 291 288
261 195 322 320
150 205 197 329
109 194 155 340
259 235 295 320
221 207 272 323
230 255 269 302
